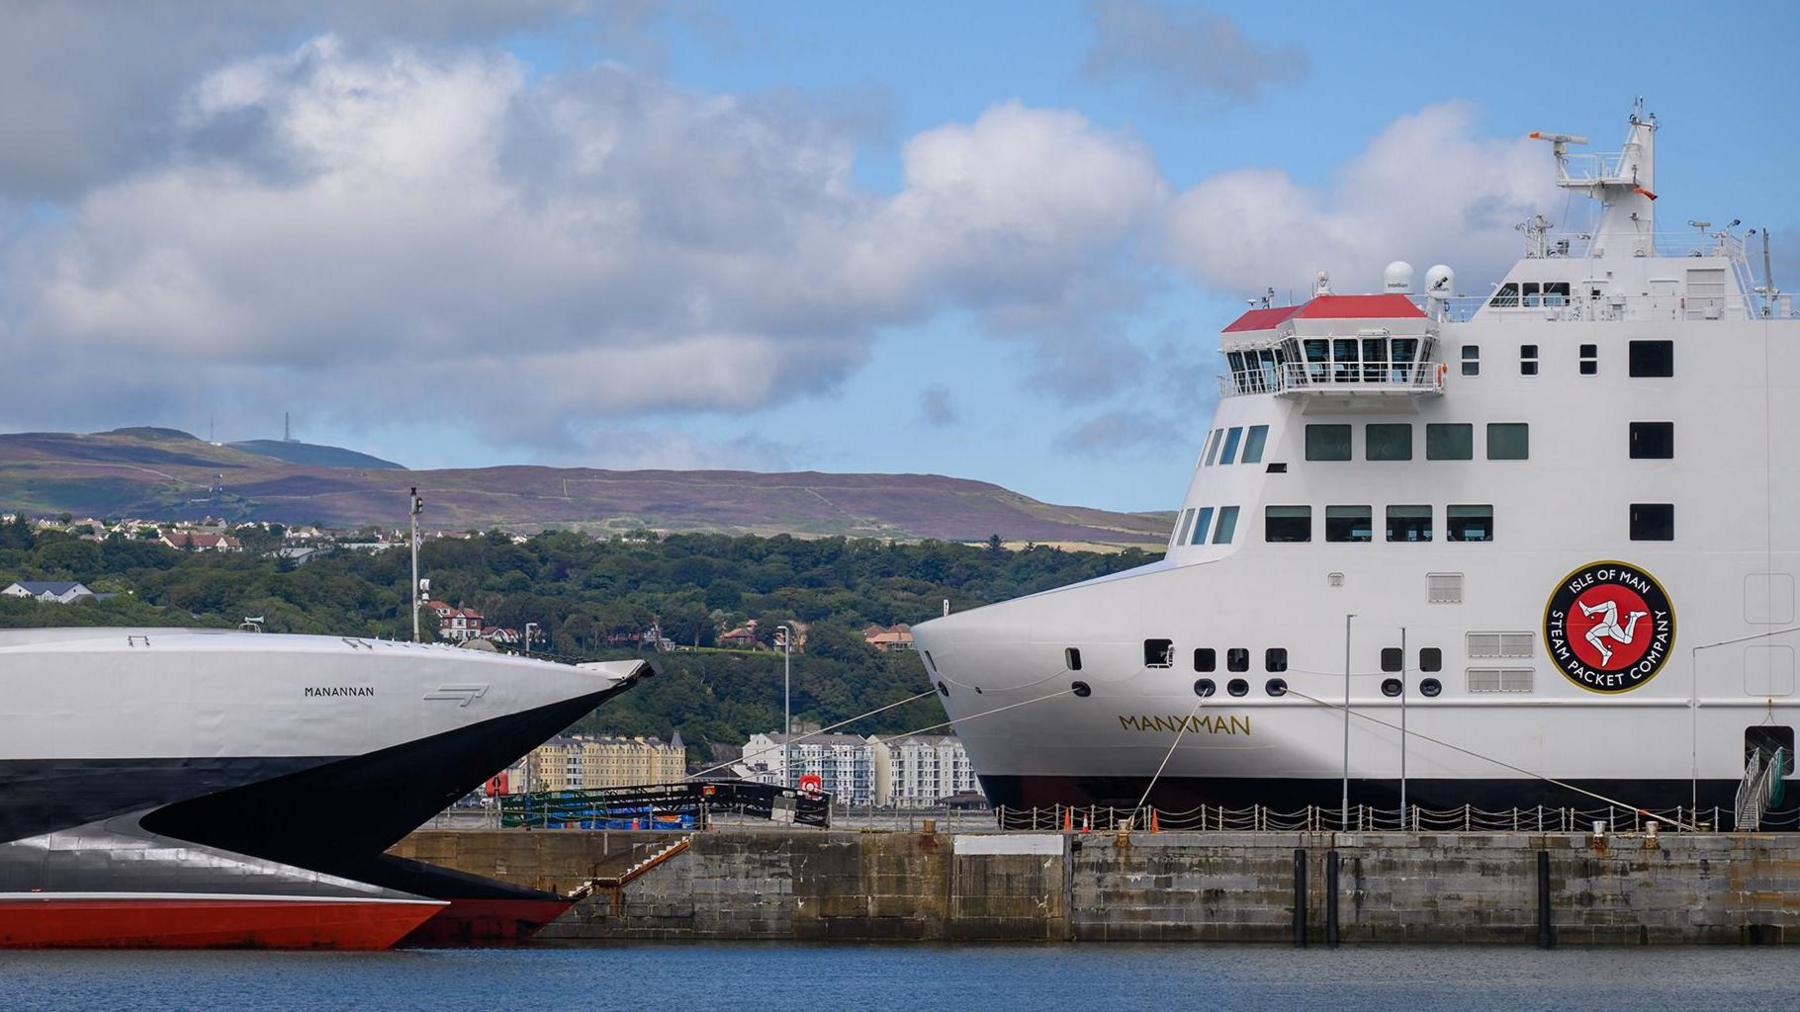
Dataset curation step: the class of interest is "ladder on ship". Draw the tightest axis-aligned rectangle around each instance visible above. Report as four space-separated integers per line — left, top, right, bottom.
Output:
1734 747 1790 831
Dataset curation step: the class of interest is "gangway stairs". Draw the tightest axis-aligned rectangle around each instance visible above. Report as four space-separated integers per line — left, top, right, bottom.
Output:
1734 747 1789 831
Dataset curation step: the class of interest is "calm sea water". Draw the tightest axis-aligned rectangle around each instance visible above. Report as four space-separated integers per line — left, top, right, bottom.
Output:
3 944 1789 1011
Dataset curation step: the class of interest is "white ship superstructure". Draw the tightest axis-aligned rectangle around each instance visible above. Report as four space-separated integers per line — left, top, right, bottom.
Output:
914 103 1799 814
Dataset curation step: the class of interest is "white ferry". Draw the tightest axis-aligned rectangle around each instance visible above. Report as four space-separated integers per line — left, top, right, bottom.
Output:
914 102 1797 817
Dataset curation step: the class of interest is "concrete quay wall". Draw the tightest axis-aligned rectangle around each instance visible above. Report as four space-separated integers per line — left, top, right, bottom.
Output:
392 829 1800 944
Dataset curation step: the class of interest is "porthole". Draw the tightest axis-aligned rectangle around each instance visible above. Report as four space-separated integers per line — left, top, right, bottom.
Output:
1071 681 1091 698
936 681 949 697
1194 678 1216 697
1065 647 1082 671
1381 678 1403 697
1265 678 1288 697
1227 678 1249 697
1419 678 1442 698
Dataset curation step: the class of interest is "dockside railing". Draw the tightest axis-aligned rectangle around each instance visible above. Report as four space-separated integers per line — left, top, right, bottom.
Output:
994 801 1800 834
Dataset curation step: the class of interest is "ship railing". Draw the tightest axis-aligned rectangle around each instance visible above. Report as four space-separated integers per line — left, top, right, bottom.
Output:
1416 292 1788 324
1218 359 1446 399
1525 229 1748 262
993 801 1800 834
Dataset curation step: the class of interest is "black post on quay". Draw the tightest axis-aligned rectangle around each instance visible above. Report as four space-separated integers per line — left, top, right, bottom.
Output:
1325 849 1340 948
1536 849 1554 949
1292 848 1307 947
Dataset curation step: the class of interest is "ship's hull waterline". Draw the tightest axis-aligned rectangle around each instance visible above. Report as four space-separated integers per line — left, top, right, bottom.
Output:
0 628 650 949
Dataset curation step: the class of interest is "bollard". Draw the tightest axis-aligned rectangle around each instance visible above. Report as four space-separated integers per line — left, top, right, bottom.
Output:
1536 849 1553 949
921 818 936 836
1293 849 1308 948
1325 850 1340 948
1646 819 1658 843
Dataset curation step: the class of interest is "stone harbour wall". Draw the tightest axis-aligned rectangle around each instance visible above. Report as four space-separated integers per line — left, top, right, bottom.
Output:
392 828 1800 944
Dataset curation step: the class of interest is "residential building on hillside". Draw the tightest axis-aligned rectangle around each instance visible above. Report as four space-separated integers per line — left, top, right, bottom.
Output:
739 732 881 806
862 622 914 652
519 733 687 792
1 581 95 604
872 734 985 808
426 599 484 642
159 530 243 552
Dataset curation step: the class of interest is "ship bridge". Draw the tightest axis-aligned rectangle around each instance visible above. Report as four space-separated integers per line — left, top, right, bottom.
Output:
1218 292 1443 403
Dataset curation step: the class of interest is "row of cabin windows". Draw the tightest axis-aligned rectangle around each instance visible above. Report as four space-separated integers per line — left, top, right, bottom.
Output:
1071 643 1290 675
1305 423 1528 462
1461 339 1673 378
1265 504 1494 543
1201 424 1269 467
1304 420 1674 462
1173 505 1242 547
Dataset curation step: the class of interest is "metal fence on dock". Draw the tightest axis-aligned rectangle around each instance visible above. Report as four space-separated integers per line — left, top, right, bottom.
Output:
995 802 1800 834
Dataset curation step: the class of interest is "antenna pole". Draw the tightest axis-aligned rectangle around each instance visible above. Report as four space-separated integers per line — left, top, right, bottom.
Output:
1763 229 1776 318
409 487 423 643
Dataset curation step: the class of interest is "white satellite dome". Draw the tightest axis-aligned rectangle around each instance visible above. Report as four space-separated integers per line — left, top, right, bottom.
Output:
1424 264 1456 298
1383 261 1414 293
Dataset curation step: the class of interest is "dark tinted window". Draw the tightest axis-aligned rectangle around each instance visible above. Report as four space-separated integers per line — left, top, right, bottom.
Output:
1305 424 1352 461
1631 503 1675 541
1325 505 1372 543
1447 505 1493 542
1579 343 1598 376
1386 505 1432 543
1065 648 1082 671
1265 648 1288 672
1144 639 1173 668
1220 427 1244 465
1426 423 1473 460
1487 422 1529 460
1380 647 1403 672
1226 648 1249 673
1241 425 1269 464
1365 423 1412 461
1460 345 1480 377
1226 678 1249 697
1265 505 1311 543
1630 422 1674 459
1420 648 1442 672
1211 506 1240 545
1629 340 1674 377
1194 648 1216 672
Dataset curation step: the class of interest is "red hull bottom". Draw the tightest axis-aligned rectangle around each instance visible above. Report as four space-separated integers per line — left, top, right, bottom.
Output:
0 897 444 950
396 898 573 947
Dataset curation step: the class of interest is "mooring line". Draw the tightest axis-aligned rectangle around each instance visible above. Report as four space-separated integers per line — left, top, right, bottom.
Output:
687 689 938 781
1132 691 1206 815
1280 685 1699 831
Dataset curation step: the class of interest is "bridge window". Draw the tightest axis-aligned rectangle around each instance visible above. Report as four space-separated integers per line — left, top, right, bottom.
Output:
1144 639 1174 668
1265 648 1288 672
1426 423 1473 460
1630 503 1674 541
1520 344 1539 376
1194 648 1216 672
1486 422 1529 460
1203 429 1223 466
1325 506 1372 543
1386 505 1432 542
1489 283 1519 308
1265 505 1311 543
1220 426 1244 464
1190 506 1215 546
1305 424 1351 461
1447 505 1494 542
1580 343 1598 376
1460 345 1479 377
1174 509 1194 547
1242 425 1269 464
1212 506 1240 544
1630 422 1674 459
1227 648 1249 673
1365 423 1412 461
1629 340 1674 378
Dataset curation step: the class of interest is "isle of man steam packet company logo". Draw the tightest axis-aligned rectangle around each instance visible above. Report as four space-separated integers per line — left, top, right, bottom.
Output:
1543 561 1675 693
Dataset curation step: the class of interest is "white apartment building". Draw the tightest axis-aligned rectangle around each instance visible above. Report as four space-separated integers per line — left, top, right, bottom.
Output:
873 734 985 808
738 731 984 808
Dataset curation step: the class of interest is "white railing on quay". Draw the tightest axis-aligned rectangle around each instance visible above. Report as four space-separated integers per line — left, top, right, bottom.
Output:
993 801 1798 834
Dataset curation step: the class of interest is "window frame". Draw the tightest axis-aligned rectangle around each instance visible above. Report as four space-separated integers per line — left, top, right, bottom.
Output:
1365 422 1413 461
1630 502 1675 541
1325 505 1373 543
1241 424 1269 464
1446 504 1494 542
1190 506 1215 546
1304 423 1352 462
1220 426 1244 465
1226 648 1250 673
1485 422 1530 461
1211 506 1240 545
1628 339 1675 378
1629 421 1674 460
1193 648 1216 673
1426 423 1474 460
1264 504 1312 543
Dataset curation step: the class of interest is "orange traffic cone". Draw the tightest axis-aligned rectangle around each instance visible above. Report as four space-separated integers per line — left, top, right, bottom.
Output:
1150 809 1160 833
1063 807 1073 832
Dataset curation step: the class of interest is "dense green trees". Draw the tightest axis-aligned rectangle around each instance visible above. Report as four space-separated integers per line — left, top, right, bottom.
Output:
0 520 1156 759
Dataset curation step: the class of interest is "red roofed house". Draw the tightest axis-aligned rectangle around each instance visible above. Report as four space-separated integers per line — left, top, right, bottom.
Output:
159 530 244 552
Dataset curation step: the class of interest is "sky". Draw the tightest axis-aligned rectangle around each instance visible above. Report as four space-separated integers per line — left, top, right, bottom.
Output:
0 1 1795 512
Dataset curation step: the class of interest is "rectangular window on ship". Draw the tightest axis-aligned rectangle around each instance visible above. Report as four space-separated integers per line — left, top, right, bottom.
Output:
1365 423 1412 461
1241 424 1269 464
1386 505 1432 542
1486 422 1529 460
1325 505 1372 543
1220 426 1244 465
1305 424 1351 461
1426 423 1473 460
1447 505 1494 542
1265 505 1311 543
1212 506 1240 544
1190 506 1214 546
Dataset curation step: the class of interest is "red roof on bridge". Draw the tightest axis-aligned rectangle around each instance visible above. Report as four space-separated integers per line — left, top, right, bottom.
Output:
1223 293 1423 333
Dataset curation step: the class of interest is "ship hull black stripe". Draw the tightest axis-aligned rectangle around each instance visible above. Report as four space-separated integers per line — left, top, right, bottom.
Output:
978 774 1759 817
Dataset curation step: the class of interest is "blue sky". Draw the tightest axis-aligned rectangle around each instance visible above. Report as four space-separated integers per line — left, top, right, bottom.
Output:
0 1 1794 512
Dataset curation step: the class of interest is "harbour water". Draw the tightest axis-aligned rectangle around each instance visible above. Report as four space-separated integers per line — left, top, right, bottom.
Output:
4 944 1790 1011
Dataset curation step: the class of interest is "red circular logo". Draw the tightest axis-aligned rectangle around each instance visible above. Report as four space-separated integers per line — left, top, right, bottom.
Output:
797 773 823 799
1544 561 1676 693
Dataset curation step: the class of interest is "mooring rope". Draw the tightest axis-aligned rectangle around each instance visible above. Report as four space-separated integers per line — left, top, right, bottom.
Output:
1279 685 1699 832
686 688 939 781
1132 691 1206 815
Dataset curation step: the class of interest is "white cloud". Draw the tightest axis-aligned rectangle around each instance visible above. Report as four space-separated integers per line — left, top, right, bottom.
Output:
1165 101 1558 298
0 39 1167 447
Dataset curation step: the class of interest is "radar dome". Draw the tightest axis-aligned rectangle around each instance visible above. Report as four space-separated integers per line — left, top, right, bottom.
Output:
1424 264 1455 298
1383 261 1414 293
